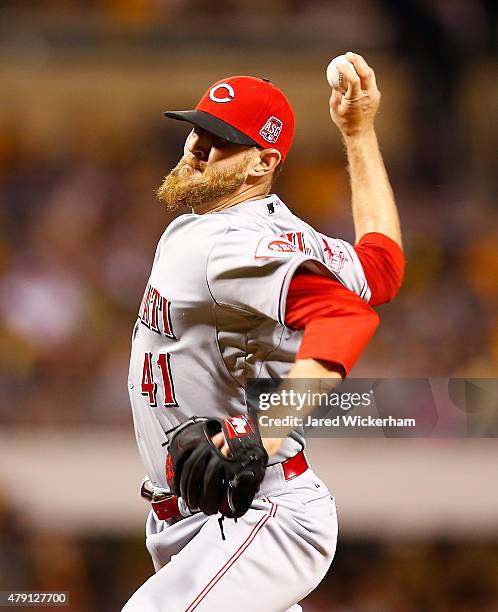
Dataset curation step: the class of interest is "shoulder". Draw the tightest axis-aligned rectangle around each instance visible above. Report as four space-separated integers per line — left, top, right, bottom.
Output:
158 212 232 252
164 212 231 236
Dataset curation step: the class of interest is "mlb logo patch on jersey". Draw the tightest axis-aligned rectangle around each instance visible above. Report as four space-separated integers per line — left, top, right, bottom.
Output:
255 235 299 259
260 116 283 144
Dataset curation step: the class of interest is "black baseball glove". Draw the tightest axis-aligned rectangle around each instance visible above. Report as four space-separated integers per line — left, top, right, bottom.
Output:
165 415 268 519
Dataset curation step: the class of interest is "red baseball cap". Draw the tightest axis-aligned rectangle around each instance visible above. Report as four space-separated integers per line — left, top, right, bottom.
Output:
164 76 295 161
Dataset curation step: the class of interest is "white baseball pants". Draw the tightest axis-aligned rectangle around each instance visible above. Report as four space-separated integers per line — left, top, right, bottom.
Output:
123 465 338 611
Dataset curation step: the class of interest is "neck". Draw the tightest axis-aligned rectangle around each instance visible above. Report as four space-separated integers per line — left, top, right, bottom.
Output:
192 184 269 215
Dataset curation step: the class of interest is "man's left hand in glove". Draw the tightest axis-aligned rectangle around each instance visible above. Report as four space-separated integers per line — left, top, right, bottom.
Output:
166 415 268 519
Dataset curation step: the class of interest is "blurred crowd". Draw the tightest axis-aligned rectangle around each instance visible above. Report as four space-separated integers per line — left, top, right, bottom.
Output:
4 0 497 34
1 491 497 611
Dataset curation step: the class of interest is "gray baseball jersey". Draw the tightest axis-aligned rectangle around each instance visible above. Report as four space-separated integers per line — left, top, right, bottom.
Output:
128 194 370 488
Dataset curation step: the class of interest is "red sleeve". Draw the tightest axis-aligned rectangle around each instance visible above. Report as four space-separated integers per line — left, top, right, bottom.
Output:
354 232 405 306
285 271 380 376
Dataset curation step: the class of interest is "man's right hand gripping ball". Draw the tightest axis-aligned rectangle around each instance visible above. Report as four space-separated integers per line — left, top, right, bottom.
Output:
166 416 268 518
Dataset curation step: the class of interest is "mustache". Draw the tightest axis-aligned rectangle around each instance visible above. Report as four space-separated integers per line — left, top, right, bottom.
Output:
180 158 206 172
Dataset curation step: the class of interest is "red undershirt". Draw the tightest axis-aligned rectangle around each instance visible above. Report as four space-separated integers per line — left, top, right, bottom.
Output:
285 232 405 375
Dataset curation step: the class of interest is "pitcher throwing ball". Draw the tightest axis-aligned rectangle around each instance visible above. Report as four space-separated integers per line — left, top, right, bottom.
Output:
123 52 404 611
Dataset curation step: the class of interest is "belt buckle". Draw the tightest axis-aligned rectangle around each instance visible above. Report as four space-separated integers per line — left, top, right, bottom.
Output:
140 476 171 502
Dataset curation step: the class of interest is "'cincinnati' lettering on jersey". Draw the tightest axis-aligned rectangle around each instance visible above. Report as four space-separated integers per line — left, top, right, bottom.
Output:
138 283 175 338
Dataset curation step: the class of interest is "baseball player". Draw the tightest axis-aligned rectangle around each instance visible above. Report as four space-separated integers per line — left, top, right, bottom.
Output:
123 52 404 611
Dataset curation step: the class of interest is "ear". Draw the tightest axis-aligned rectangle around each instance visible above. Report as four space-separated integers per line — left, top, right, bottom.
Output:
248 148 282 179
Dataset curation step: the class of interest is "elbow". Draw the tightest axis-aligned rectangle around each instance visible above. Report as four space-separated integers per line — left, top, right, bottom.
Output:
295 299 380 377
374 242 406 304
356 299 380 342
381 266 405 303
366 304 381 335
354 232 406 305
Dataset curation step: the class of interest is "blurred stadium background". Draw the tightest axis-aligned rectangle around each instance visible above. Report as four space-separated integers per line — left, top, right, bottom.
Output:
0 1 497 610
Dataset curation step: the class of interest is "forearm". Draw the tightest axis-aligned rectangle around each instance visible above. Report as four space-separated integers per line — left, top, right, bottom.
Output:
261 359 342 457
327 52 402 248
345 129 402 247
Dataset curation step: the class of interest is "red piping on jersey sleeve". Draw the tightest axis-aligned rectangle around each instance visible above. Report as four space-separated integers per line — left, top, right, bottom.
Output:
354 232 405 306
285 271 380 376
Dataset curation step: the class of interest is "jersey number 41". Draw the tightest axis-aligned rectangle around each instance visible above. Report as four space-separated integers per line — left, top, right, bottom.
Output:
141 352 178 408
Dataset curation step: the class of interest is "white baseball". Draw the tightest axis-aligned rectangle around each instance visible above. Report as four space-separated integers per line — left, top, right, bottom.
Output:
326 54 354 93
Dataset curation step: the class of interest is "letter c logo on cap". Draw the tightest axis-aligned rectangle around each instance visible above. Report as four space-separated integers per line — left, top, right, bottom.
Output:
209 83 235 103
